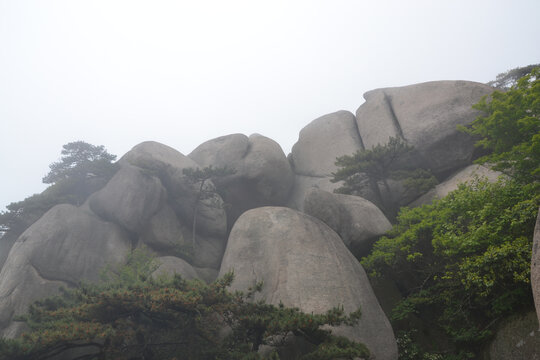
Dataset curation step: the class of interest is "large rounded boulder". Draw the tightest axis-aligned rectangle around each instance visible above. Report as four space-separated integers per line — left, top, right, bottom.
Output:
189 133 294 225
290 110 363 177
0 204 131 338
303 188 392 257
88 164 166 233
120 141 228 268
410 164 502 207
356 81 493 176
219 206 398 360
288 110 363 209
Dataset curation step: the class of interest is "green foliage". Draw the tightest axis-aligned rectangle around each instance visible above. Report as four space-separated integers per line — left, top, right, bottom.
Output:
486 63 540 89
182 166 236 247
396 331 444 360
362 178 539 357
0 249 369 360
1 142 117 244
42 141 117 185
332 137 437 216
460 67 540 183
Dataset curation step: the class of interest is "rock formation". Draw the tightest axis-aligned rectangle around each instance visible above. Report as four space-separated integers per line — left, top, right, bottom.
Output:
0 204 131 337
189 133 294 226
303 188 391 257
219 207 398 360
356 80 493 177
0 79 505 358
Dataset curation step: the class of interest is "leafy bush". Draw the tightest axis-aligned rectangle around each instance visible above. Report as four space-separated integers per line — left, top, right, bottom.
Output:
0 249 369 360
362 178 539 357
460 67 540 183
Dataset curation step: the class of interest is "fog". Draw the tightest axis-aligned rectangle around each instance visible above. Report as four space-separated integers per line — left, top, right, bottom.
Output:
1 0 539 210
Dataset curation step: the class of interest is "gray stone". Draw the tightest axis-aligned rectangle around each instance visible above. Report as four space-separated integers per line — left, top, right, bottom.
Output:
189 133 294 225
0 204 131 337
356 81 494 176
140 205 188 252
287 174 342 211
219 207 398 360
0 236 16 273
121 141 228 261
120 141 199 181
192 234 227 270
290 110 363 177
152 256 200 281
532 207 540 327
304 188 391 257
194 267 219 284
410 165 502 207
89 164 166 232
485 311 540 360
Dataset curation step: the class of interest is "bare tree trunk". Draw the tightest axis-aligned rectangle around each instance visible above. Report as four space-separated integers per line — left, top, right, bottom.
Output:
192 179 206 248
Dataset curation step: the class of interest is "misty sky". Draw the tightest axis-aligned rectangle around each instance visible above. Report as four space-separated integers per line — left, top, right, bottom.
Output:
1 0 539 211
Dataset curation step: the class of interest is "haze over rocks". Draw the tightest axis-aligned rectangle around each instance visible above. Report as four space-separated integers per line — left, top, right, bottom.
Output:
0 79 519 359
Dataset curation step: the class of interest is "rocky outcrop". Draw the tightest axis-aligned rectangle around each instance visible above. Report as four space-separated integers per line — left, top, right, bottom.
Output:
89 164 166 233
531 207 540 326
287 174 341 211
189 133 294 225
152 256 200 281
0 78 504 357
219 207 398 360
485 311 540 360
140 205 189 253
356 81 493 176
290 110 363 177
304 188 391 257
0 204 131 337
121 141 228 268
410 164 502 207
121 141 228 240
288 111 364 210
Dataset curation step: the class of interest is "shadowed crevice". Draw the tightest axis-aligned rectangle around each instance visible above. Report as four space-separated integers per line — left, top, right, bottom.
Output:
383 92 406 141
352 113 365 150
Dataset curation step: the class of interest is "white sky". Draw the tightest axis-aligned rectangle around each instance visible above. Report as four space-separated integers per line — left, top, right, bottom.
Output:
1 0 539 211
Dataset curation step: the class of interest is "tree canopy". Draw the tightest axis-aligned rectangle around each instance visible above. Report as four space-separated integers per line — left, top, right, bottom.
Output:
486 63 540 89
1 142 117 246
361 67 540 359
460 67 540 183
362 179 539 358
0 250 369 360
331 137 437 216
42 141 117 184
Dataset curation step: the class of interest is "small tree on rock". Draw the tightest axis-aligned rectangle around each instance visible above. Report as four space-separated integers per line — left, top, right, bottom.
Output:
332 137 436 217
182 166 235 247
43 141 117 184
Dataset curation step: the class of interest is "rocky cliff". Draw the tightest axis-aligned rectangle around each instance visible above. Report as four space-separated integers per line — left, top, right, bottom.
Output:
0 80 500 359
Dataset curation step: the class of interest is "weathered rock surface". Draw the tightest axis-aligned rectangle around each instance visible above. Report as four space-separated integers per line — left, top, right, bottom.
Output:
531 207 540 326
152 256 200 281
89 164 166 233
219 207 398 360
0 204 131 337
189 133 294 224
121 141 228 268
356 81 493 176
304 188 392 257
287 174 341 211
121 142 227 238
120 141 198 183
485 311 540 360
140 205 188 252
290 110 363 177
410 164 502 207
